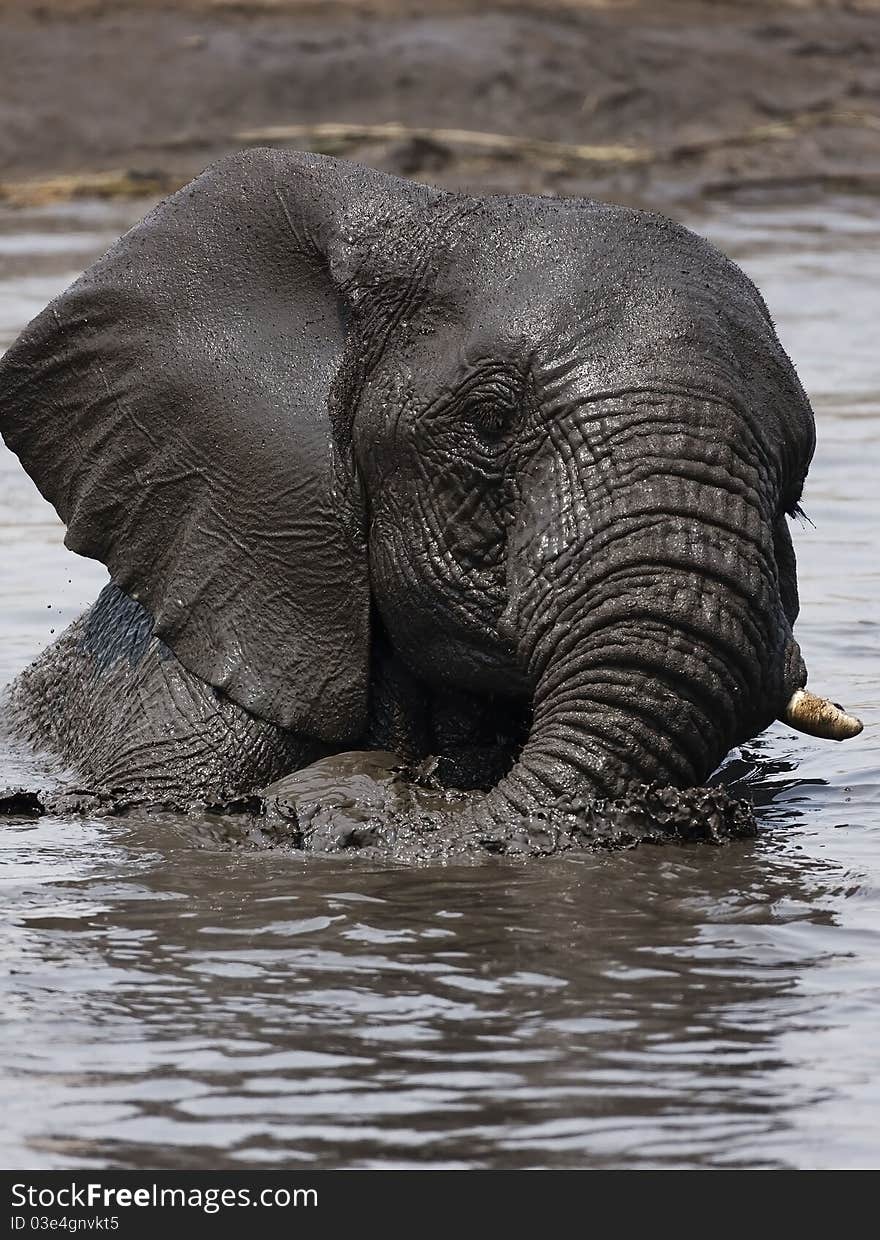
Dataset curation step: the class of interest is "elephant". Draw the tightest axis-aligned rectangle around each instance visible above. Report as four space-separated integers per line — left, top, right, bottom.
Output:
0 149 862 841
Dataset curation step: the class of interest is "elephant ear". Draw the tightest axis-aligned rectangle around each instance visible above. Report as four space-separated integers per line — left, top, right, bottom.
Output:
0 150 425 741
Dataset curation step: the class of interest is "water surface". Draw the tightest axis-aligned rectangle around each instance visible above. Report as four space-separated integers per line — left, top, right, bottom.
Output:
0 195 877 1170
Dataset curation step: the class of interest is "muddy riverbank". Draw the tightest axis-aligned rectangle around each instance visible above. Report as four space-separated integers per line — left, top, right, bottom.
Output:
2 1 880 209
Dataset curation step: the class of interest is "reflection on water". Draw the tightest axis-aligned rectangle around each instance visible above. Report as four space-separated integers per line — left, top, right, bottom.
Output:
0 196 878 1170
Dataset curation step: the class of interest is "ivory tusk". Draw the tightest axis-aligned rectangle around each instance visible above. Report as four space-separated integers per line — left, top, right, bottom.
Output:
782 688 864 741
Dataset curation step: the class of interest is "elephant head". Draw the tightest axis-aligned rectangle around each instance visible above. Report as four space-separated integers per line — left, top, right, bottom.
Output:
0 150 861 826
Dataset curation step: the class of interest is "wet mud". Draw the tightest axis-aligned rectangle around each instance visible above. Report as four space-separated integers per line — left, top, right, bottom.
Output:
1 748 757 860
2 1 880 209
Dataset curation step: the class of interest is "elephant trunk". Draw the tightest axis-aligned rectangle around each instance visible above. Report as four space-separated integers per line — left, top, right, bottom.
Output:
474 409 819 827
485 597 772 822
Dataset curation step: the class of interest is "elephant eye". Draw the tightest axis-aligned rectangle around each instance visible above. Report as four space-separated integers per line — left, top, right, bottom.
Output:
469 399 515 438
460 374 525 441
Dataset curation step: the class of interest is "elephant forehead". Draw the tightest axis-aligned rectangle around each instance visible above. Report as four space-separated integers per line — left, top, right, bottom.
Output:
428 201 760 345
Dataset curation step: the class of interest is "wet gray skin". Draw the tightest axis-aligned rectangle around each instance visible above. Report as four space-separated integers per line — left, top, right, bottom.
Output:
0 154 863 851
0 195 877 1169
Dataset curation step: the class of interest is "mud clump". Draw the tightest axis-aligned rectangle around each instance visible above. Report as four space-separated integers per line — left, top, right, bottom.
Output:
259 753 756 860
0 751 756 860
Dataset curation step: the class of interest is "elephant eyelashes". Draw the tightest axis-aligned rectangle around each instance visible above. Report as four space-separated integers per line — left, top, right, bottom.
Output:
789 501 813 526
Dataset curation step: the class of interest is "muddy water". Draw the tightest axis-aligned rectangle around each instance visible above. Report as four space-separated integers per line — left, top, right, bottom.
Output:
0 196 877 1170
